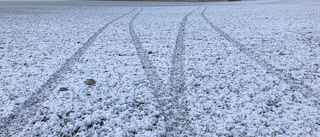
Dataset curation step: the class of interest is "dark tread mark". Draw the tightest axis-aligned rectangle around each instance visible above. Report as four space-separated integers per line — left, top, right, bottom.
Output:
201 7 317 98
0 8 137 133
129 7 169 136
168 7 200 136
129 7 164 97
170 7 199 93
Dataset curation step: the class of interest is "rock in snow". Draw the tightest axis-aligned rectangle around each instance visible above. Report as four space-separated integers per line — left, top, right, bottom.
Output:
58 87 68 91
85 79 96 85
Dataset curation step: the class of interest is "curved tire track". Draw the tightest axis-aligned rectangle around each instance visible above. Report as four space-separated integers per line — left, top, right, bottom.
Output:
129 7 165 98
168 7 199 136
201 7 316 98
170 7 200 93
130 7 200 136
0 8 136 133
129 7 171 136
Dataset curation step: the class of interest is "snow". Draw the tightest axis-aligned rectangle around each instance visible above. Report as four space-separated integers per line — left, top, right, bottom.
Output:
1 0 320 136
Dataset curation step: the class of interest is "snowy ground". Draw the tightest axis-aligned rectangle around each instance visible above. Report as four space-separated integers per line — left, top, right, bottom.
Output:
1 0 320 136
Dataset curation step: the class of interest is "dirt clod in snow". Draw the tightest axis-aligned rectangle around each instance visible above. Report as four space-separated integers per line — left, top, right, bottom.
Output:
58 87 68 91
85 79 96 85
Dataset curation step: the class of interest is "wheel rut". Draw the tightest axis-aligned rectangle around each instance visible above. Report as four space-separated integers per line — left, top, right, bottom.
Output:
130 8 166 98
168 6 200 136
129 7 170 135
130 6 200 136
201 6 317 98
0 8 137 133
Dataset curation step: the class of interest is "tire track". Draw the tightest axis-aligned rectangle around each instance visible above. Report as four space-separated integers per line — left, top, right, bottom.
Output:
129 7 170 136
168 7 199 136
170 7 200 93
0 8 136 133
130 7 200 136
129 7 165 99
201 7 317 98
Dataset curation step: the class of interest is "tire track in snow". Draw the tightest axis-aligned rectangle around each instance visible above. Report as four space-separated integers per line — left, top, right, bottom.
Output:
0 8 136 132
168 7 199 136
170 7 200 93
201 7 316 98
170 9 192 94
129 7 170 135
130 7 165 100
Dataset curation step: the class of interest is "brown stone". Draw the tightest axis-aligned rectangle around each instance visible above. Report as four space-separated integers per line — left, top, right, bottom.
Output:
85 79 96 85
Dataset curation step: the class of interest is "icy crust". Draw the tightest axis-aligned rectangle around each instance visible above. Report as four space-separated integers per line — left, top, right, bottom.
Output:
183 8 320 136
0 6 131 118
15 10 166 136
204 4 320 93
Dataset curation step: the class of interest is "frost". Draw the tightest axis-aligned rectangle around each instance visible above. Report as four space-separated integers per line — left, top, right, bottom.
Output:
1 0 320 136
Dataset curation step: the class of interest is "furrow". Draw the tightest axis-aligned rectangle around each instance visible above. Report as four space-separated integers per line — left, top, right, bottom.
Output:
0 8 136 132
201 7 317 98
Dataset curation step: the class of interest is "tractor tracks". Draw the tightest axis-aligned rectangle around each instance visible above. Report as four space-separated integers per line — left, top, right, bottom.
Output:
201 7 317 99
0 8 137 133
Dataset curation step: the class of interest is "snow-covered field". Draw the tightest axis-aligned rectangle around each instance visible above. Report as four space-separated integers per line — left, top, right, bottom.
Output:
1 0 320 136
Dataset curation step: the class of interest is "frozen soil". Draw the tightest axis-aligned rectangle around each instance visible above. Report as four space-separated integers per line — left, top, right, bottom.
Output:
1 0 320 136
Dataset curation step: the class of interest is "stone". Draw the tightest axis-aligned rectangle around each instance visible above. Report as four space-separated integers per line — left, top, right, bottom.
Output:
59 87 68 91
194 84 201 87
279 52 286 56
85 79 96 85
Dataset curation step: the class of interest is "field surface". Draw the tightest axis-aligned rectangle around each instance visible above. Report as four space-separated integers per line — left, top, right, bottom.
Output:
1 0 320 136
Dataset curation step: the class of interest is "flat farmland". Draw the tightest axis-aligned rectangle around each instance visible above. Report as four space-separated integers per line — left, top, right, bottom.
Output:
1 0 320 136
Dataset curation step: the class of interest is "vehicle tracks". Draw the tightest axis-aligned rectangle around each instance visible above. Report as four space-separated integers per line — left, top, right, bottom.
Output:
129 7 170 136
0 7 137 133
130 6 200 136
130 7 166 99
168 6 200 136
201 7 318 99
170 7 198 94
